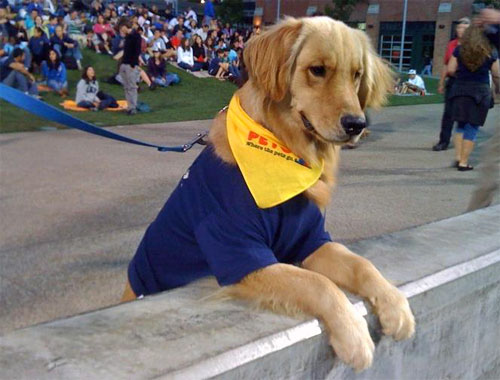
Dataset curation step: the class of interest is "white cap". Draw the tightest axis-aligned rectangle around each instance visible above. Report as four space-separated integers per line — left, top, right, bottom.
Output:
408 69 416 75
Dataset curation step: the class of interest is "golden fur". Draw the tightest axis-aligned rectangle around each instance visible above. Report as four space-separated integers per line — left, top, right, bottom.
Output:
209 17 394 208
122 17 414 372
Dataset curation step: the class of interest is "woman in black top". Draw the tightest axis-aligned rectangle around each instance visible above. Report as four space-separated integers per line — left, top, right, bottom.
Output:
192 34 208 70
447 26 500 171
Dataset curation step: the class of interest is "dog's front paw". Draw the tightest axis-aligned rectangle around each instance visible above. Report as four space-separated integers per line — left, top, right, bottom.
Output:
327 305 375 372
372 287 415 341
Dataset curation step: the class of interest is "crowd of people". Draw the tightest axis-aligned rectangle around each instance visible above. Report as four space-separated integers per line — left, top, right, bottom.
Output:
0 0 259 113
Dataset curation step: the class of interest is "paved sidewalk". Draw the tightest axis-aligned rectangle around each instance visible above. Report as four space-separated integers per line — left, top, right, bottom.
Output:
0 104 498 333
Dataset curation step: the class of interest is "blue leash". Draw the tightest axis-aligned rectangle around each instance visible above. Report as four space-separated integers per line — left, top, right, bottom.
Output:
0 83 207 152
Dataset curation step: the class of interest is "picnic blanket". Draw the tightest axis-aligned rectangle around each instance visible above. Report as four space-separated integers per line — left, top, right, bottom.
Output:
60 100 128 112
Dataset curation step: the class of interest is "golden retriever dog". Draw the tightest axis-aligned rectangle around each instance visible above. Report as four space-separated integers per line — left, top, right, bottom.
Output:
122 16 415 372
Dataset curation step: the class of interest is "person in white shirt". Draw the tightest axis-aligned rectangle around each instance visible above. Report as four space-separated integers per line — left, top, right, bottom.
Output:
402 69 426 94
177 38 202 71
186 7 197 23
195 24 209 41
151 29 166 52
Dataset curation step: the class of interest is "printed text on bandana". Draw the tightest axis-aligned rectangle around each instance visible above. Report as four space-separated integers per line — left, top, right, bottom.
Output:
246 131 310 168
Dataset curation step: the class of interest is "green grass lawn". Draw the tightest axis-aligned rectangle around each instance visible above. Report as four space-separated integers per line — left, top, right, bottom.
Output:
0 50 443 133
388 73 444 106
0 50 236 133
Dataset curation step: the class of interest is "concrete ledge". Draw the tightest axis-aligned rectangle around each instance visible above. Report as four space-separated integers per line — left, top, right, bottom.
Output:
1 206 499 379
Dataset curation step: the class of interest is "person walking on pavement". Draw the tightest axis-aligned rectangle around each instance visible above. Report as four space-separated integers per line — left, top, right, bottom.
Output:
468 8 500 210
432 17 470 151
447 26 499 172
119 20 142 115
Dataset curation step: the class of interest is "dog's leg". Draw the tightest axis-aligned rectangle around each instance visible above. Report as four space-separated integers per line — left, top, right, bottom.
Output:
302 243 415 341
227 263 375 371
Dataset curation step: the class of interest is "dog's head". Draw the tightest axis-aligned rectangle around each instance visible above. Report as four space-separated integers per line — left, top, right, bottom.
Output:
243 17 394 144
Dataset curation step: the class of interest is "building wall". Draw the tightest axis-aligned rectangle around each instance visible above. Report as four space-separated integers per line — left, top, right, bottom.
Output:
253 0 476 75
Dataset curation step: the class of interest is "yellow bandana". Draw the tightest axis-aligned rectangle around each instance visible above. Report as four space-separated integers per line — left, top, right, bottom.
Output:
226 95 324 209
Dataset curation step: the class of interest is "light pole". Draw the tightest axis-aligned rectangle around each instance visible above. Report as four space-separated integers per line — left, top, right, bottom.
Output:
398 0 408 72
276 0 281 23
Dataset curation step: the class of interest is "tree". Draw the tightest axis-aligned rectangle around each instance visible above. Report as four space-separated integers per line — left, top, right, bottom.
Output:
324 0 366 22
216 0 245 25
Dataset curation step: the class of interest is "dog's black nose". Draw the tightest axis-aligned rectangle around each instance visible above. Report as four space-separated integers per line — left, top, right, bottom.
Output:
341 115 366 136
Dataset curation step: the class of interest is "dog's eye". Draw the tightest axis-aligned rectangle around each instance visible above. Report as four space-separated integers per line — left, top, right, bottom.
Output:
309 66 326 77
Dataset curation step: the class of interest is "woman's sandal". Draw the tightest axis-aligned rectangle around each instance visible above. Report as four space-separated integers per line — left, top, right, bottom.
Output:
457 164 474 171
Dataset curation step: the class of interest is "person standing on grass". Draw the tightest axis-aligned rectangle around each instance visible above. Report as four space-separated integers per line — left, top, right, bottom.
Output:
447 26 499 172
118 20 142 115
432 17 470 152
203 0 215 27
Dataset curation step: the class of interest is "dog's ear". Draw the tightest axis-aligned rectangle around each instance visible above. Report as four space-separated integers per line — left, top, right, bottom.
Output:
356 31 395 110
243 18 303 102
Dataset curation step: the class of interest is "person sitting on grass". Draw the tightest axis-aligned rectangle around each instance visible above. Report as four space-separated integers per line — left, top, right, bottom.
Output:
185 19 197 39
228 47 242 80
400 69 426 95
170 29 183 50
76 65 117 110
40 48 68 96
147 47 180 87
192 34 208 70
28 26 49 73
204 36 216 61
34 15 50 38
90 14 114 55
151 28 166 52
159 29 177 61
50 25 83 70
177 37 201 71
208 48 229 80
214 38 226 51
1 47 39 98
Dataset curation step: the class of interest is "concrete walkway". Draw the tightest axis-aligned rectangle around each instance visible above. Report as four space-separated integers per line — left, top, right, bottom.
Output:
0 104 499 334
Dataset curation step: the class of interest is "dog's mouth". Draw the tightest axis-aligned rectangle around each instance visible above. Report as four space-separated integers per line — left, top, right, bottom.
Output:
300 112 350 144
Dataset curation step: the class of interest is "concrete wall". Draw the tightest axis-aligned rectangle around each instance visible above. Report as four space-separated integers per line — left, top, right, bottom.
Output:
0 206 499 379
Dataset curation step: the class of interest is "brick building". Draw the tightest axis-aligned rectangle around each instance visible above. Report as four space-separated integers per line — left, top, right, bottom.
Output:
248 1 478 75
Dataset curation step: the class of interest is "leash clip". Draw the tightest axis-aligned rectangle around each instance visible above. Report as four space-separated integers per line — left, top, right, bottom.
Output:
182 131 209 152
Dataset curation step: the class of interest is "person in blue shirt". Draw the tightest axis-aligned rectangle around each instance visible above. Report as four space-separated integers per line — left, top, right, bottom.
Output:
47 15 58 36
28 26 48 71
41 48 67 96
24 9 37 36
127 146 331 296
50 25 83 68
26 0 43 16
203 0 215 26
111 23 127 55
